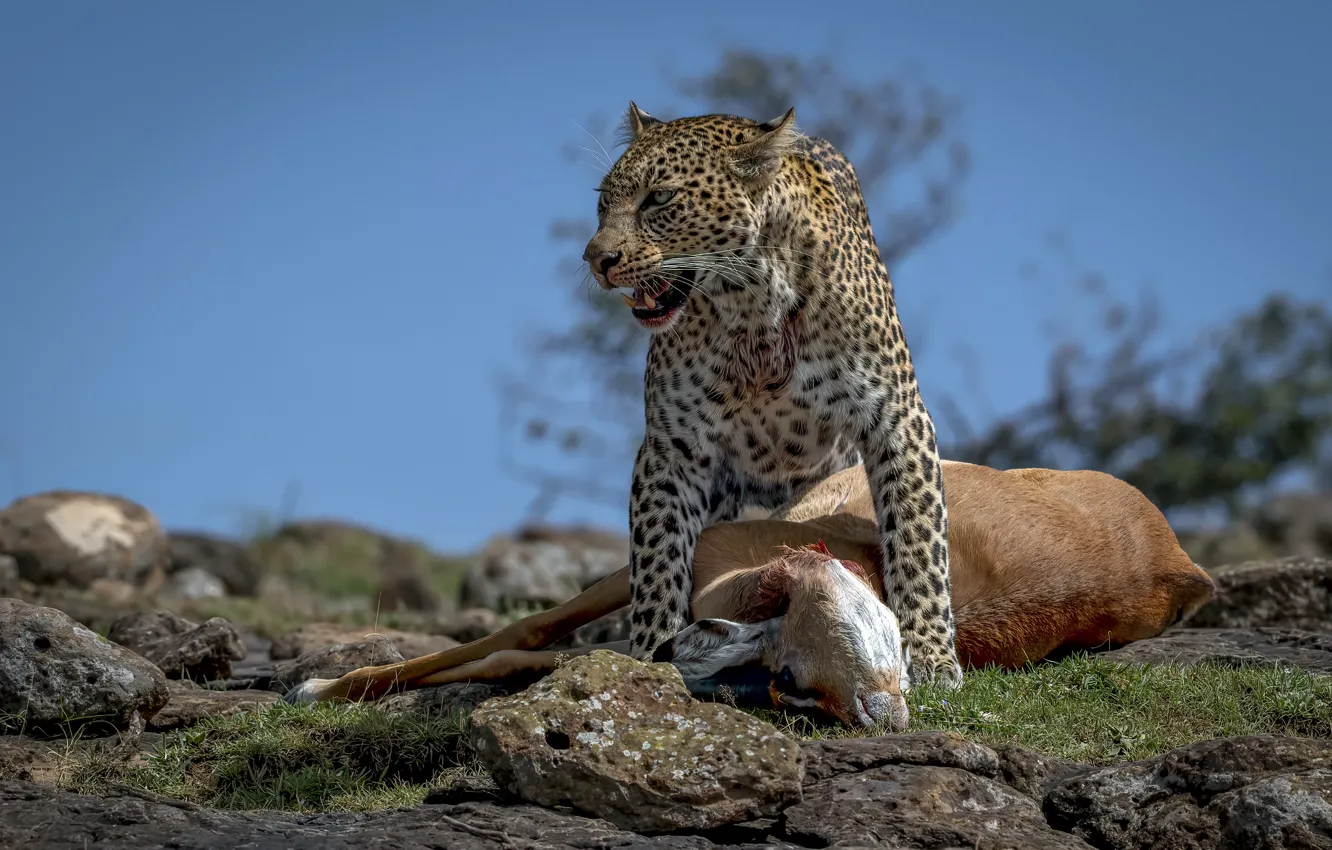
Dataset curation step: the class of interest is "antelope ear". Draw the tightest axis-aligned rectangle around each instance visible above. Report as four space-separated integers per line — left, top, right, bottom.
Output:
729 107 799 182
653 617 780 681
625 101 663 138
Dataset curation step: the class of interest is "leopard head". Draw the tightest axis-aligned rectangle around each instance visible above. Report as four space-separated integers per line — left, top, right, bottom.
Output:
582 103 800 332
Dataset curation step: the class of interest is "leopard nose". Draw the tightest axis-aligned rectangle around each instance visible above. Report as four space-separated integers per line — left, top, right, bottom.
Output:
587 250 622 276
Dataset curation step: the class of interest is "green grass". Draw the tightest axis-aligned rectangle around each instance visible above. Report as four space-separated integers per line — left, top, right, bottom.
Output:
759 655 1332 764
68 701 480 812
63 656 1332 812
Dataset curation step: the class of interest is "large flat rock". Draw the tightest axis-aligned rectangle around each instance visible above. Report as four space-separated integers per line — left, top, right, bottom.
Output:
0 781 722 849
1190 555 1332 632
1046 734 1332 849
1103 627 1332 674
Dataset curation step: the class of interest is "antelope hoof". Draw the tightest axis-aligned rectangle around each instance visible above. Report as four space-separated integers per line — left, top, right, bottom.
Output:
282 678 336 705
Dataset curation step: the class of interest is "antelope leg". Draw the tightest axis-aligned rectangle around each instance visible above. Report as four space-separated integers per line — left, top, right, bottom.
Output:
412 640 632 688
283 567 632 704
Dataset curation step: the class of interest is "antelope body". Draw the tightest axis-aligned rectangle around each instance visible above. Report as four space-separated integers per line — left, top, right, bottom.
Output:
285 461 1214 729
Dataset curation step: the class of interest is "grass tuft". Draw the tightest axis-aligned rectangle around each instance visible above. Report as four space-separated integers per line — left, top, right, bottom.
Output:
757 654 1332 763
68 701 478 812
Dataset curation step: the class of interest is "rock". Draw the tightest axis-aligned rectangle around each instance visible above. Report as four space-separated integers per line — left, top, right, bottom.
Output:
374 571 441 613
785 762 1094 849
469 650 803 832
0 598 169 733
1251 494 1332 559
1045 734 1332 849
12 583 144 638
554 608 631 649
801 730 1002 783
107 611 245 682
251 519 464 609
991 741 1089 800
146 681 280 731
461 524 627 610
160 566 228 600
1189 555 1332 632
0 554 18 597
86 578 139 606
1102 627 1332 674
222 630 275 686
0 491 167 590
268 623 459 661
0 780 723 849
374 536 442 612
437 607 502 643
0 734 159 784
515 523 630 556
380 682 505 720
423 773 507 806
800 732 1088 801
166 531 261 596
0 736 81 783
268 636 404 693
1180 521 1284 570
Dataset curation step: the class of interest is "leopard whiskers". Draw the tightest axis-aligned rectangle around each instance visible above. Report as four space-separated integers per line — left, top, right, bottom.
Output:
664 241 821 284
659 255 757 292
569 119 614 174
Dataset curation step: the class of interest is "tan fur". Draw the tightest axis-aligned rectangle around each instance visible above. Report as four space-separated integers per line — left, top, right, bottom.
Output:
288 462 1213 708
696 461 1214 669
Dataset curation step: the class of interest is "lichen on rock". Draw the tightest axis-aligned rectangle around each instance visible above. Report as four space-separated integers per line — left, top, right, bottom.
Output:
468 649 803 832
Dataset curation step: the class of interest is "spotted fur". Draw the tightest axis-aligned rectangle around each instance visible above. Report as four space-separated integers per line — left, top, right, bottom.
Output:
582 103 963 686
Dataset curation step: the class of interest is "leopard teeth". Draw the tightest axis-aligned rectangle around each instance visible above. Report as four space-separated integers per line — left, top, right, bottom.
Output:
622 293 636 307
643 293 657 309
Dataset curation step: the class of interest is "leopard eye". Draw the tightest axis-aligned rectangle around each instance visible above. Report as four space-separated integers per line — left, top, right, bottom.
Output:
641 188 676 209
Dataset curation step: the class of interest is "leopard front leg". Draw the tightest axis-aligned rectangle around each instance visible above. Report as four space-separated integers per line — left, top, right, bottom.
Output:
860 398 964 688
626 434 711 661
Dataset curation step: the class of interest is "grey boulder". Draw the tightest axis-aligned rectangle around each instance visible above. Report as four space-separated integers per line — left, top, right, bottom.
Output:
107 610 246 682
0 598 169 733
1045 734 1332 849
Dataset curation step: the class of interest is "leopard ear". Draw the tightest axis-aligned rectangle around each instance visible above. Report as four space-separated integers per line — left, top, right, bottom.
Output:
625 101 663 139
756 108 797 133
729 107 798 183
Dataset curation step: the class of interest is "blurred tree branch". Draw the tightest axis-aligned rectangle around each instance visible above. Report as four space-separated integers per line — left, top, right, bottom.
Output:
940 246 1332 520
498 48 1331 528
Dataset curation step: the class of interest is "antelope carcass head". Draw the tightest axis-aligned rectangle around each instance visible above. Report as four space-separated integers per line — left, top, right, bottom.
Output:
654 543 911 730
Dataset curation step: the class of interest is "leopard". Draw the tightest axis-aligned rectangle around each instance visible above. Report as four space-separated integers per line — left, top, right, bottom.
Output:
581 103 964 693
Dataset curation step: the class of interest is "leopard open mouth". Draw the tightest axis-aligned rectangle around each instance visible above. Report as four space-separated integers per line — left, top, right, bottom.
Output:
614 269 694 329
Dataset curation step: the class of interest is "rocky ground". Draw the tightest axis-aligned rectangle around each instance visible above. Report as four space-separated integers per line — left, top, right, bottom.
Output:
1 487 1331 849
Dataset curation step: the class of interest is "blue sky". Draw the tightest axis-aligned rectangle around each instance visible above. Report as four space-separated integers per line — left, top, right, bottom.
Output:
2 1 1328 554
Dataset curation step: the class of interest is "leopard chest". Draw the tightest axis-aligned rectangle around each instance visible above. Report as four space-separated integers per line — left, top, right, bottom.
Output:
648 307 861 488
695 337 860 481
715 393 847 482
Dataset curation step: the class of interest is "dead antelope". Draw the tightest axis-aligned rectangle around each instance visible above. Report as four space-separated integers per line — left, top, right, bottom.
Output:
284 461 1214 730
